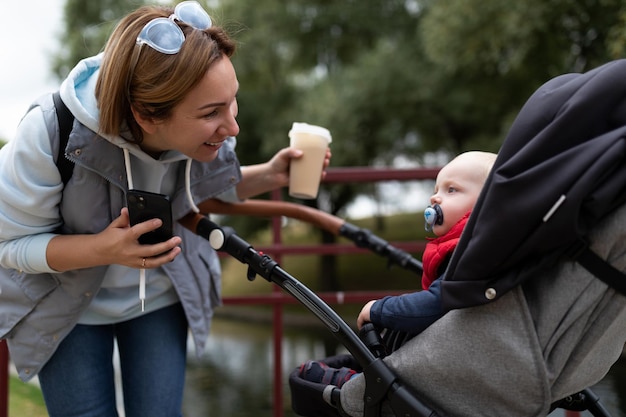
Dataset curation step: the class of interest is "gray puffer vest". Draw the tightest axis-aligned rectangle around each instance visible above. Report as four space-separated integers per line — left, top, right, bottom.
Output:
0 93 242 381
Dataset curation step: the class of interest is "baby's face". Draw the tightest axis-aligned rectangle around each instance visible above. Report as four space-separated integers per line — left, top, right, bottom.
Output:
428 156 486 236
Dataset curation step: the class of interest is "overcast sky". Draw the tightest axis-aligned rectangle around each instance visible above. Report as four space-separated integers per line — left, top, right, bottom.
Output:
1 0 63 141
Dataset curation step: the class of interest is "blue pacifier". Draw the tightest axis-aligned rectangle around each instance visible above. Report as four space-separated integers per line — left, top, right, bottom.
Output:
424 204 443 232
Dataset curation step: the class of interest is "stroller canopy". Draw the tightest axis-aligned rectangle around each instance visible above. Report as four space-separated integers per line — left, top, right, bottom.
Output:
442 59 626 310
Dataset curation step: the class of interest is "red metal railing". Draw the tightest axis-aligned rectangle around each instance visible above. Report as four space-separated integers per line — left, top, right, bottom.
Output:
219 166 436 417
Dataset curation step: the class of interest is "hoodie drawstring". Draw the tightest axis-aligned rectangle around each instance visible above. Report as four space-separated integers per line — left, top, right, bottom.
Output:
123 149 199 312
185 158 200 213
123 149 146 311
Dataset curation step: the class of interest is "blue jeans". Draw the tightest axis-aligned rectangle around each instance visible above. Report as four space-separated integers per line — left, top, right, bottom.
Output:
39 303 188 417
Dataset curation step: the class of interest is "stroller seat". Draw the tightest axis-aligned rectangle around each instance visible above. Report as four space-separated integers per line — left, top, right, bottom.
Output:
290 201 626 417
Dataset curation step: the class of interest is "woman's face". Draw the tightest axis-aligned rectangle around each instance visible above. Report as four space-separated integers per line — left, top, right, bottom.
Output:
140 55 240 162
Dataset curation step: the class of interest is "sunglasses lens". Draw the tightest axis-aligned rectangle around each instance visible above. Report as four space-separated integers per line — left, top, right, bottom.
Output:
175 1 212 30
138 18 185 54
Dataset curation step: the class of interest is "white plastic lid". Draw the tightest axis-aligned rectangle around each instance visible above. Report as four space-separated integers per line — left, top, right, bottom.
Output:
288 122 332 143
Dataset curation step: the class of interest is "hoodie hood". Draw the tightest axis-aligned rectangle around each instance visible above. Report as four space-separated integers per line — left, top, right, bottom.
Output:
59 54 101 135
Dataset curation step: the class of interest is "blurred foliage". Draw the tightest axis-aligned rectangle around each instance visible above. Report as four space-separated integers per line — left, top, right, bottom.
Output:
218 0 626 218
52 0 626 165
52 0 147 77
50 0 626 287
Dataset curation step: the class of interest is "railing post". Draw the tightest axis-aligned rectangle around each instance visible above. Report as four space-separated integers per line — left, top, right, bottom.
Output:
271 189 284 417
272 287 284 417
1 339 9 417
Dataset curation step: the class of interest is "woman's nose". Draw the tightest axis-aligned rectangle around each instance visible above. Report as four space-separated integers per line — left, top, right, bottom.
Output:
218 114 240 137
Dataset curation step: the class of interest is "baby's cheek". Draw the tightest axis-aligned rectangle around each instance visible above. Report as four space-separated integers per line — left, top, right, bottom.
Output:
433 224 450 237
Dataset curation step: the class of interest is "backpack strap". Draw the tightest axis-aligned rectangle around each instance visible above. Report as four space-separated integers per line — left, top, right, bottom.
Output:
52 91 75 186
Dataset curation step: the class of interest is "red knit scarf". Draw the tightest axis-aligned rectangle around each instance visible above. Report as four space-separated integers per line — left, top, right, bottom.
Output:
421 212 470 290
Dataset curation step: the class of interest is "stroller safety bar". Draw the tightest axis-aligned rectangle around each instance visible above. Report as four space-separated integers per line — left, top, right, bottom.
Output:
179 212 439 417
180 213 374 359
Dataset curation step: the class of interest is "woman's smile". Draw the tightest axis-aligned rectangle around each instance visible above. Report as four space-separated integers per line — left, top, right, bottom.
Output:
204 139 225 147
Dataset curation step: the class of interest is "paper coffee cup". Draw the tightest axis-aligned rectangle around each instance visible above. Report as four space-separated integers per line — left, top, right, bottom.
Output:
288 122 332 199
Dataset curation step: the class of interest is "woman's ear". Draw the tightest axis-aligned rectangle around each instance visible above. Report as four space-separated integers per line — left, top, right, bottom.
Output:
130 106 158 135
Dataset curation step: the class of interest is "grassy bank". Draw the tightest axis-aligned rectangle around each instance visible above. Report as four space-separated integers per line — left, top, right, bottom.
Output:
9 375 47 417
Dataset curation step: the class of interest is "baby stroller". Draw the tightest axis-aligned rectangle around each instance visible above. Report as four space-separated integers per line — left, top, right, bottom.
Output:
182 198 620 417
181 60 626 417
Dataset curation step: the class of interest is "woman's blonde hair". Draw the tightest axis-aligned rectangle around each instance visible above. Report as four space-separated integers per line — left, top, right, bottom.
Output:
95 5 236 142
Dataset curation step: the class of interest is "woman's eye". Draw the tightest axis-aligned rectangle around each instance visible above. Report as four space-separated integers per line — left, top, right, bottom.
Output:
202 109 219 119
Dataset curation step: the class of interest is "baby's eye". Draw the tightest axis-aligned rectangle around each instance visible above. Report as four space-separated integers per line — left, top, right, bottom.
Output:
447 187 457 193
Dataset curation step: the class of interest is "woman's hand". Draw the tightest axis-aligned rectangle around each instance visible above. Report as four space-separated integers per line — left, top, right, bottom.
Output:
236 146 332 199
47 208 182 272
98 208 182 268
268 146 332 185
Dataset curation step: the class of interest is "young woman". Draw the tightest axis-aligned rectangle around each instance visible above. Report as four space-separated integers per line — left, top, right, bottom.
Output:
0 2 330 416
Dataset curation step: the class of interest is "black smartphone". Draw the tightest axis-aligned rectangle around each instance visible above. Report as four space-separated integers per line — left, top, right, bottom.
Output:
126 190 173 245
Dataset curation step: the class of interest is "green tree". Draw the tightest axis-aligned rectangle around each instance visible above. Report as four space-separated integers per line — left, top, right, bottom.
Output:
53 0 147 79
219 0 425 289
53 0 626 177
416 0 626 150
51 0 626 290
223 0 426 211
217 0 626 288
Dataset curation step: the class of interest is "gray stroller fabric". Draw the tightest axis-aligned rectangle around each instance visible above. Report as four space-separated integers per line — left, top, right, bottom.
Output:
340 203 626 417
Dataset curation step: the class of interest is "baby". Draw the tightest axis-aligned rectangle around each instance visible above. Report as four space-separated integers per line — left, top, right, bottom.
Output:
299 151 497 387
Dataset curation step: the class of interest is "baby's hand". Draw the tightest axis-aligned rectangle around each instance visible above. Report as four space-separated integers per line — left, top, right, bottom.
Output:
357 300 377 329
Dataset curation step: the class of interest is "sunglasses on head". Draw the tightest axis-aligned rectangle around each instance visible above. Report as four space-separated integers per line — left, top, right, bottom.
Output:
136 0 212 54
126 1 213 102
